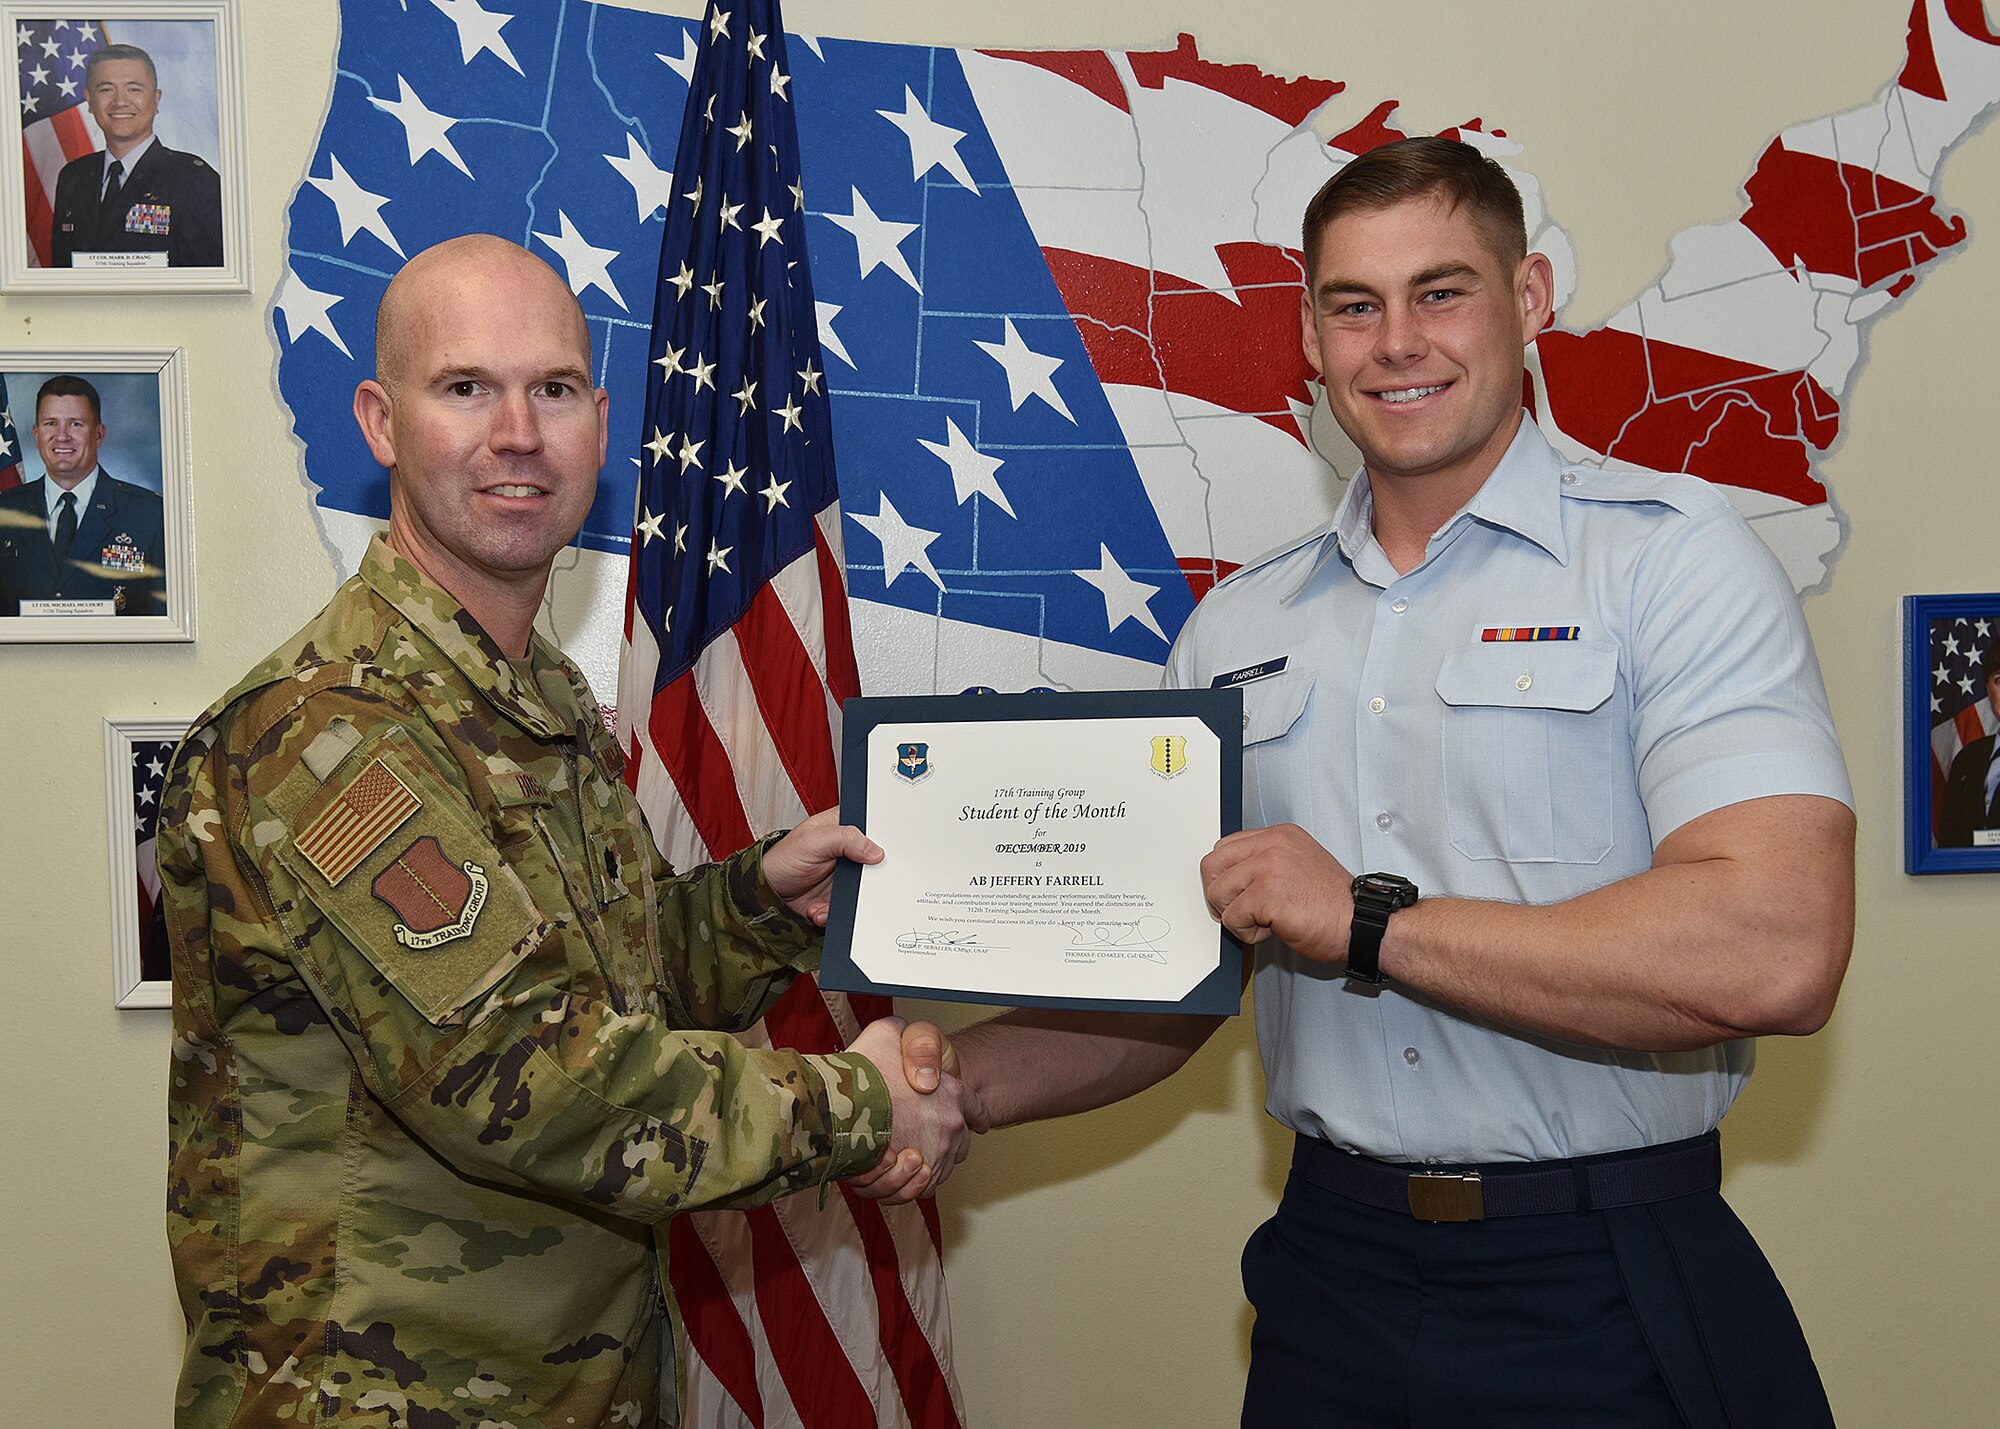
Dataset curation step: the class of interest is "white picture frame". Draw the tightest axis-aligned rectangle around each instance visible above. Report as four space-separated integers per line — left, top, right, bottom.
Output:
0 345 195 641
0 1 249 293
104 715 187 1008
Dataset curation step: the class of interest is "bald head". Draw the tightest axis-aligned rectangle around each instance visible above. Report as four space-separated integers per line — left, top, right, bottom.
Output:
374 235 592 393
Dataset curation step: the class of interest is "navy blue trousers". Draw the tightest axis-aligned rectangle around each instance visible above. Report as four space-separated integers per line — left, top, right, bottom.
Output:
1241 1163 1834 1428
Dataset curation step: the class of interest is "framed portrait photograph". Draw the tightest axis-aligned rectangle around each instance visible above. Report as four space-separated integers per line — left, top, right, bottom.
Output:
105 716 186 1008
0 347 192 640
0 0 248 293
1904 592 2000 874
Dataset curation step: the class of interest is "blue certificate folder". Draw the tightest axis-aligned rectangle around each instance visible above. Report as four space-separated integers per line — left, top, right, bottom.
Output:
820 688 1245 1016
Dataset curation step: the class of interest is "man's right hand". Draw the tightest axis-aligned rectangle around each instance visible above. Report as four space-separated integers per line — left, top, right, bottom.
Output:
844 1017 984 1204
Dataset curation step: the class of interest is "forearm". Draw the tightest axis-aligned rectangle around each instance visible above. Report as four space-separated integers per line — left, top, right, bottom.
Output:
654 834 821 1031
1378 798 1855 1052
389 1002 890 1218
951 1009 1221 1128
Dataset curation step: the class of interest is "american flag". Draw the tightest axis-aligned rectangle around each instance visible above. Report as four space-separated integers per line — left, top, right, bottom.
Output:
131 735 175 984
0 373 23 490
14 18 107 268
613 1 961 1425
1927 610 1999 838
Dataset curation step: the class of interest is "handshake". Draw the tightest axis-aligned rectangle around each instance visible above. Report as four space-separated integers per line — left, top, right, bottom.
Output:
763 811 984 1204
844 1016 978 1205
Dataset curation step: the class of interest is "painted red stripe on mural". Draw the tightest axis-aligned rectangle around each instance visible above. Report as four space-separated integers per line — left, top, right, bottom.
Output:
1900 0 1950 99
1740 139 1968 289
976 47 1129 113
1943 0 2000 45
1127 32 1343 126
1041 245 1318 440
1326 99 1408 160
1535 327 1837 507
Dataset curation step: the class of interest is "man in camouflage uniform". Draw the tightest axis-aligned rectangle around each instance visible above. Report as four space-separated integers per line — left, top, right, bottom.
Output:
161 235 971 1427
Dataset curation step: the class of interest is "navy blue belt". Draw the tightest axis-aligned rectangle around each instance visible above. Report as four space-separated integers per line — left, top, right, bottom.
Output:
1291 1130 1722 1223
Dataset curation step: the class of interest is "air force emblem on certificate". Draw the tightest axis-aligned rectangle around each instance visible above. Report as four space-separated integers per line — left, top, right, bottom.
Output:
895 741 931 783
1150 735 1188 779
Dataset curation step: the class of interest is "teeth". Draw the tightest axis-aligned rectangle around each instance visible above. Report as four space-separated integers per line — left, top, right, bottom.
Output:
1378 385 1445 404
488 485 542 498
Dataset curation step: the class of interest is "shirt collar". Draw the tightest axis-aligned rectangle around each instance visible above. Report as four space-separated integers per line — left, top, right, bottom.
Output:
1281 416 1569 601
48 467 100 519
105 136 155 184
357 533 579 740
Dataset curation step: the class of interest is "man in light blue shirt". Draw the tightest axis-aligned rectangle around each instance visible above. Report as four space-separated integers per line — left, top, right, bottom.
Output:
907 137 1856 1427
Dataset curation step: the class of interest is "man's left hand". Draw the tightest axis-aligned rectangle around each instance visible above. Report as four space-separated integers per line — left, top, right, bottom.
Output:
1200 824 1353 964
765 809 883 925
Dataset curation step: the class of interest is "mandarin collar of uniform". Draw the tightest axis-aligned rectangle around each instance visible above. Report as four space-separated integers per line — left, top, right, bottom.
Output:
1281 415 1567 603
357 533 570 740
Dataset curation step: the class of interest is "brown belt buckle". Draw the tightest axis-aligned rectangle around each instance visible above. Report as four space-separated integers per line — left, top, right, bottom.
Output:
1408 1170 1484 1222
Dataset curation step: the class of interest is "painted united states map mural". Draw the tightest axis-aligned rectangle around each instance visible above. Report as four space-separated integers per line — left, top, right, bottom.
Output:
275 0 2000 700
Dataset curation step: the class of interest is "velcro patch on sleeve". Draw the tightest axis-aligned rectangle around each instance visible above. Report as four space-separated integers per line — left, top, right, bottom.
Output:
295 757 420 885
277 733 546 1027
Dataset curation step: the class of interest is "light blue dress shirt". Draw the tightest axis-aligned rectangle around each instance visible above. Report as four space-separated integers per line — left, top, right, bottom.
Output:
1165 420 1852 1163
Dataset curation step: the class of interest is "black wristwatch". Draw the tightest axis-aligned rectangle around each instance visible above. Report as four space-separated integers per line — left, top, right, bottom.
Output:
1347 872 1419 985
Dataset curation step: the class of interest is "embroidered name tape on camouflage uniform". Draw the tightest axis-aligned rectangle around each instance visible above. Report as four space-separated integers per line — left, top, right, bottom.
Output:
293 757 419 884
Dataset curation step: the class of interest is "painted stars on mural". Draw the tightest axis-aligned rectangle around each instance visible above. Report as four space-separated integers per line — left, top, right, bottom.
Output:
276 0 2000 689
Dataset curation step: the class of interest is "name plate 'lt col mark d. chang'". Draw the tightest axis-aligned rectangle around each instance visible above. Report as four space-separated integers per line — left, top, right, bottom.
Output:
822 689 1243 1016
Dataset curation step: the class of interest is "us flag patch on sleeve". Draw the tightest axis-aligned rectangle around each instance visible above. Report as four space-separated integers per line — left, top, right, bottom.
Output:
295 758 421 885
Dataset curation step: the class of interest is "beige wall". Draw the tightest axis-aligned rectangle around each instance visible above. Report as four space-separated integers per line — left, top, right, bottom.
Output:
3 1 1995 1423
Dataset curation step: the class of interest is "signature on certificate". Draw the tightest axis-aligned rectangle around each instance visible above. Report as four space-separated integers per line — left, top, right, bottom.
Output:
1063 917 1171 963
896 929 1003 954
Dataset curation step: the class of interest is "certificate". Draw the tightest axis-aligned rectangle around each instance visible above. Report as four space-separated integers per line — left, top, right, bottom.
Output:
820 689 1243 1015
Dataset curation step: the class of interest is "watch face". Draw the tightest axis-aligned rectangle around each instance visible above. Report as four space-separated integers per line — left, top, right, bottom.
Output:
1355 872 1418 907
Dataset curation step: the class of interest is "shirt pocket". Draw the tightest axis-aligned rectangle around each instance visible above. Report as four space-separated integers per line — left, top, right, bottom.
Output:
1435 641 1620 864
1240 671 1313 826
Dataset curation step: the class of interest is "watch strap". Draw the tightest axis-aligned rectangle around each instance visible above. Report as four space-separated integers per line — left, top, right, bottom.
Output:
1347 904 1390 984
1347 873 1416 985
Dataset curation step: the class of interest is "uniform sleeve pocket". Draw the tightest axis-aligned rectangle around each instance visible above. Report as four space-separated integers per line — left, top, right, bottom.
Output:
274 731 549 1027
1435 642 1621 864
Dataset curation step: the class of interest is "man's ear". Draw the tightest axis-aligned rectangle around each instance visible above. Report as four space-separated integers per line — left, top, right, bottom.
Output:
1516 251 1555 342
1299 290 1325 378
353 381 396 470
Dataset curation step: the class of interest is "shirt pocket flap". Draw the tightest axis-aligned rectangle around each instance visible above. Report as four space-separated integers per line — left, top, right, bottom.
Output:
1242 672 1313 746
1436 641 1618 714
274 731 548 1028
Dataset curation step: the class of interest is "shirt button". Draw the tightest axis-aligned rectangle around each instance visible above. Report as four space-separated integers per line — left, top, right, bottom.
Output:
1391 597 1408 613
1403 1047 1420 1065
1375 811 1392 830
1368 695 1386 714
1515 673 1533 691
1561 471 1578 485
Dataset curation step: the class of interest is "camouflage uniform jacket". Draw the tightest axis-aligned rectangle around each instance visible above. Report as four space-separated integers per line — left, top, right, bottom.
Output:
162 536 892 1427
